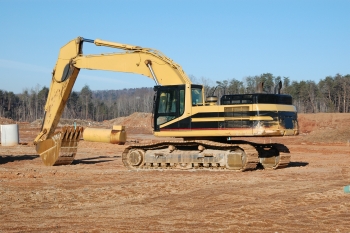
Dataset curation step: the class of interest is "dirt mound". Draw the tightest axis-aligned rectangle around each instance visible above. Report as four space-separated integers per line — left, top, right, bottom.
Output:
103 112 152 134
298 113 350 143
29 112 153 134
0 117 15 125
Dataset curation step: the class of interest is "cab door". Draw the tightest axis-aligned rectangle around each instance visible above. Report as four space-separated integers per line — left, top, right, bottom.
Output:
153 85 186 131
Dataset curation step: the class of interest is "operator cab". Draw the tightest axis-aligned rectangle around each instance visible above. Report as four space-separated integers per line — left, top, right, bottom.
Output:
153 84 204 131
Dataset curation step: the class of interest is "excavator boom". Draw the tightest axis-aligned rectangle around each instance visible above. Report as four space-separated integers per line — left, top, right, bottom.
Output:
34 37 192 165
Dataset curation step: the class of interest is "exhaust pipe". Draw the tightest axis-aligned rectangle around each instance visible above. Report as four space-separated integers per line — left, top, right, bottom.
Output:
256 82 264 93
274 81 282 94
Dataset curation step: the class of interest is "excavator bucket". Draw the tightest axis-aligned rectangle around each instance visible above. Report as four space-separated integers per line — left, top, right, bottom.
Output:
36 127 83 166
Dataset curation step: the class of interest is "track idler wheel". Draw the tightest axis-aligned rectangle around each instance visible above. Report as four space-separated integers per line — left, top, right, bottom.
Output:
36 127 83 166
124 149 145 169
258 147 280 169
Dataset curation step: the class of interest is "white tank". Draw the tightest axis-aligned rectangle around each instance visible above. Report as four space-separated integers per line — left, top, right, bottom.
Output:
0 124 19 146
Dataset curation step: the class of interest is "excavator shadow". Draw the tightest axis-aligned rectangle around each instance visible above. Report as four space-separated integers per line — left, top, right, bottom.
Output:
287 161 309 168
256 161 309 170
72 155 121 165
0 155 38 165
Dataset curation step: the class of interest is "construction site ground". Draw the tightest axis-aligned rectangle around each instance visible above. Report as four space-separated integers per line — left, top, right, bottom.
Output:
0 113 350 232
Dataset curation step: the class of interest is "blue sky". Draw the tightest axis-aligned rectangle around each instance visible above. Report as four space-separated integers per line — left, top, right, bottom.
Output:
0 0 349 93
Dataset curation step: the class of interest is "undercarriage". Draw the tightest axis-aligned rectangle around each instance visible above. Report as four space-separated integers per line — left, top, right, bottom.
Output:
122 140 290 171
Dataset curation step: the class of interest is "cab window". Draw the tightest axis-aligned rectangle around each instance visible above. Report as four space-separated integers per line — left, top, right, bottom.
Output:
191 87 203 106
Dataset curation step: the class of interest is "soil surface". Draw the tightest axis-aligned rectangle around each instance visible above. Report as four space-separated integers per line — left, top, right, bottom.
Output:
0 113 350 232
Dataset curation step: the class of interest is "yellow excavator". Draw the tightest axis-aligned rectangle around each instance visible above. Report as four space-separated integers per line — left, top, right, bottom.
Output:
34 37 298 170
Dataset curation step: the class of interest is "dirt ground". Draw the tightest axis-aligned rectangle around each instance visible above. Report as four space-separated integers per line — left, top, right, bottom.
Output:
0 113 350 232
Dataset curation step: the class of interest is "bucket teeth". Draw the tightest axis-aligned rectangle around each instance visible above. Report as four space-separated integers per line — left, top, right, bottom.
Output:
36 126 83 166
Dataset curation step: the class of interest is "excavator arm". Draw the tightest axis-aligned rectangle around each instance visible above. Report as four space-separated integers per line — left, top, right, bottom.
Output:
34 37 192 166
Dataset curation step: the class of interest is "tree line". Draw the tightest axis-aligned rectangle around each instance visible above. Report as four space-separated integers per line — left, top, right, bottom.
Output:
0 73 349 122
0 85 154 122
195 73 350 113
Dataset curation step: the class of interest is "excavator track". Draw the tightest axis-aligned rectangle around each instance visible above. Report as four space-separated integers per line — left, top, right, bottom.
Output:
122 140 290 171
270 143 291 169
122 140 260 171
252 142 291 170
